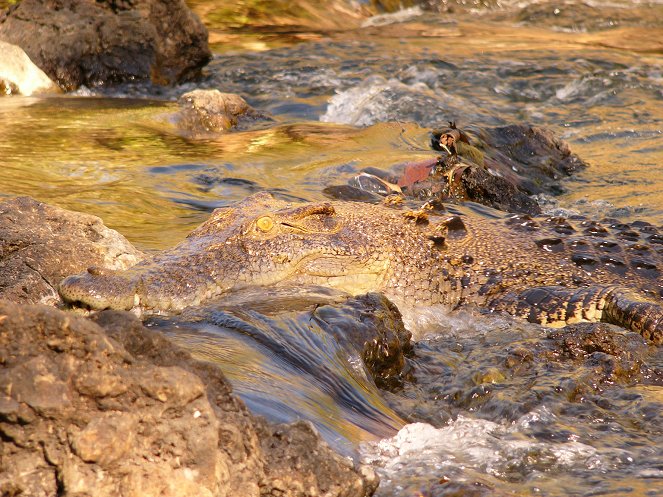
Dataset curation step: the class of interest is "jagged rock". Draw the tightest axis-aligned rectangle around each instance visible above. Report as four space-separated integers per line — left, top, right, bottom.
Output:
0 41 59 96
0 302 379 497
175 89 271 134
0 0 211 91
257 420 379 497
0 196 143 306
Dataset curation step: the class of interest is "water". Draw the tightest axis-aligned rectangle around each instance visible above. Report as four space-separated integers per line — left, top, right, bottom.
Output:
1 0 662 494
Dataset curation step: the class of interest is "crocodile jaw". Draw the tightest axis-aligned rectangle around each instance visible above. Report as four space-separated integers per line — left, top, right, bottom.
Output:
58 270 140 312
58 253 388 315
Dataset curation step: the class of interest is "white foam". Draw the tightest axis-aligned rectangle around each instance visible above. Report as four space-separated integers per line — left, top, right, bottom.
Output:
320 76 394 126
361 6 424 27
320 75 467 127
361 408 603 485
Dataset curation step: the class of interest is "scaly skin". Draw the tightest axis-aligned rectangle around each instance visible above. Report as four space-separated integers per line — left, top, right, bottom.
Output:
58 192 663 343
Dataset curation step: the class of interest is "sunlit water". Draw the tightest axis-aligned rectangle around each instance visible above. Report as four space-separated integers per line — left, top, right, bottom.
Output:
1 1 662 495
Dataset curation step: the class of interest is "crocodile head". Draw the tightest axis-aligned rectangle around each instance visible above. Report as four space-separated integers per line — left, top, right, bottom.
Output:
58 192 400 314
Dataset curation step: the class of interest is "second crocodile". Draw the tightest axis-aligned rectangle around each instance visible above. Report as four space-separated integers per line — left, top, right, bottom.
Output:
59 192 663 343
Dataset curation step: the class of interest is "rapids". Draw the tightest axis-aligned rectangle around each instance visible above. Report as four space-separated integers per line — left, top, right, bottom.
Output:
1 1 662 495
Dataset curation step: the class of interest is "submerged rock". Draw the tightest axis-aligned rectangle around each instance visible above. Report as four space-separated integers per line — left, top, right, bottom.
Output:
0 41 59 96
0 197 143 306
175 89 271 134
0 302 379 496
0 0 211 91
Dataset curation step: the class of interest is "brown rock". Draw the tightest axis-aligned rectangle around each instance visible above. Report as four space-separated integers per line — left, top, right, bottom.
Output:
2 355 73 412
175 89 271 134
0 0 211 90
258 419 380 497
137 365 205 405
70 412 137 466
0 196 143 306
477 124 587 195
312 292 413 390
0 301 378 497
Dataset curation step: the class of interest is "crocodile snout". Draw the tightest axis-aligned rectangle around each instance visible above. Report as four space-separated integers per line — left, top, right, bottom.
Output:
58 266 139 311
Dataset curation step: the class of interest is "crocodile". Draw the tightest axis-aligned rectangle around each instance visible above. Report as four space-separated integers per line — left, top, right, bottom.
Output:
58 192 663 343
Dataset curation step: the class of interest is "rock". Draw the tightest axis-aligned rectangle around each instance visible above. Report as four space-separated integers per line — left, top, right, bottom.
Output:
542 323 658 387
175 89 271 134
174 289 413 390
476 124 586 195
458 164 542 215
0 301 379 497
0 0 211 91
0 41 59 96
516 1 663 32
257 420 380 497
312 293 414 390
330 123 585 215
0 196 143 306
402 155 542 215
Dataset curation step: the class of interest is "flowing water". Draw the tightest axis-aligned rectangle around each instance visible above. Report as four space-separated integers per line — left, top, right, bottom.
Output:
1 0 662 495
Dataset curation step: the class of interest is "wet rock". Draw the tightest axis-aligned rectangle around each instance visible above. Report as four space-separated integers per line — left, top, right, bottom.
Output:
257 420 380 497
332 123 584 215
0 301 379 497
0 40 59 96
543 323 659 387
430 123 585 199
181 289 413 390
0 196 143 306
516 1 663 32
458 165 541 214
0 0 211 91
476 124 586 195
403 155 542 215
175 89 270 134
312 293 414 390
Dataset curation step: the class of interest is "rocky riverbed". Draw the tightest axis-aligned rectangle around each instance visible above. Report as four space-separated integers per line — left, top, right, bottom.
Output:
1 0 662 496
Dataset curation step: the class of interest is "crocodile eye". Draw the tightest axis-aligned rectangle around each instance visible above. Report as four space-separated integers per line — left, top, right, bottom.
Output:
256 216 274 232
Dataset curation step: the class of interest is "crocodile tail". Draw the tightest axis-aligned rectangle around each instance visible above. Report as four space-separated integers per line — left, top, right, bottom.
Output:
602 289 662 344
489 285 662 345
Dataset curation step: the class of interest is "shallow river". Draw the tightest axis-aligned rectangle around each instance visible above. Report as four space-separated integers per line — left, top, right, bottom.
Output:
1 1 662 495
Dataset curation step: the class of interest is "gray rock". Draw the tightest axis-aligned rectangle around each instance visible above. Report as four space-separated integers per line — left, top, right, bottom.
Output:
0 40 59 96
0 0 211 91
0 301 379 496
0 196 143 306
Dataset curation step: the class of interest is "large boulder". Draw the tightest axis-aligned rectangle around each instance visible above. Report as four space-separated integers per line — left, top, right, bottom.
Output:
0 40 59 96
0 0 211 91
0 302 379 496
0 196 143 306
